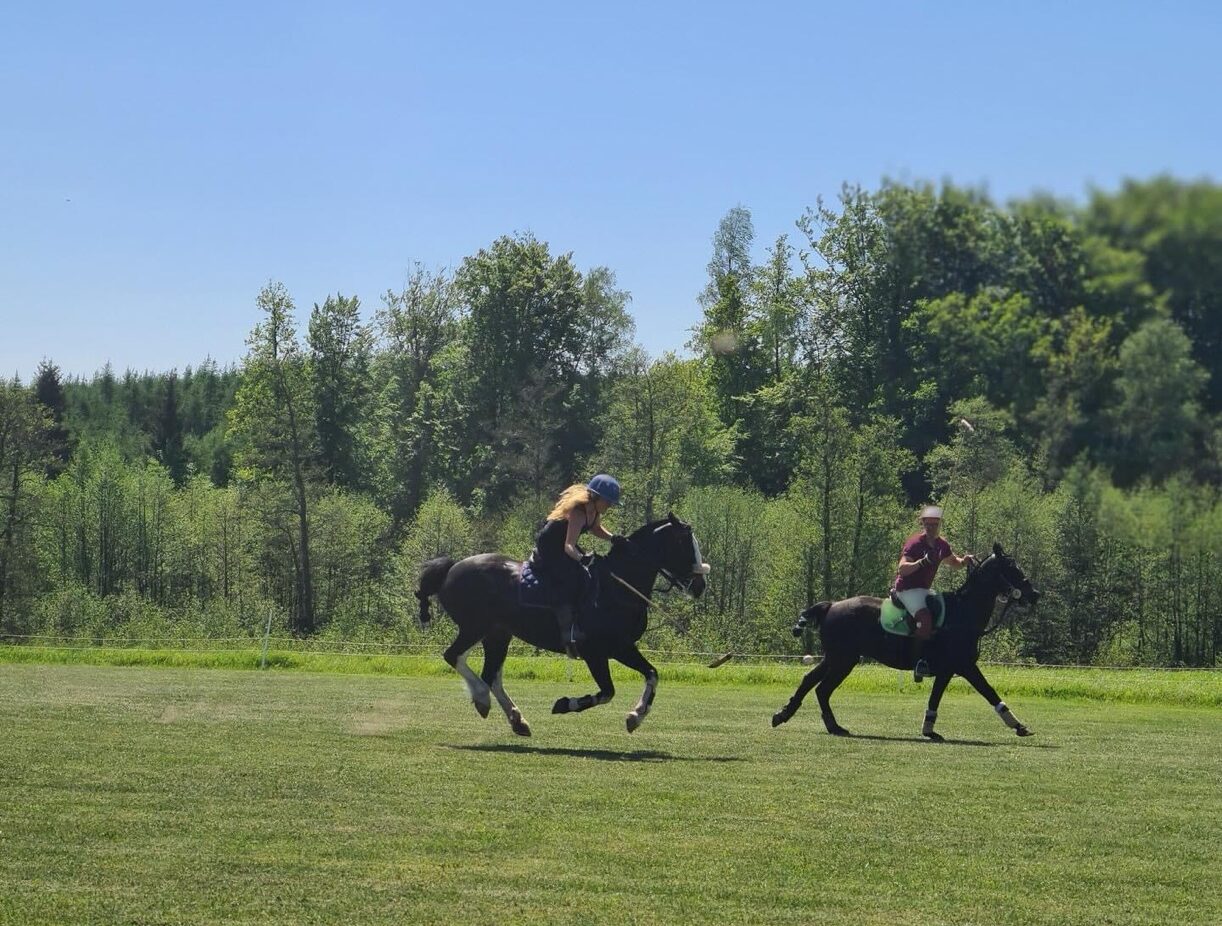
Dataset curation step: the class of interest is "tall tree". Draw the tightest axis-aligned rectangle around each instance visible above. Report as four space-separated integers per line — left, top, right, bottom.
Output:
374 267 461 525
1087 177 1222 412
308 293 372 490
1107 317 1209 486
0 380 50 630
455 234 585 502
154 372 187 485
228 282 319 634
33 360 70 476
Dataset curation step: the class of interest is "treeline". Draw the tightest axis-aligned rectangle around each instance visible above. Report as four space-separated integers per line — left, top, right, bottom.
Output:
1 177 1218 665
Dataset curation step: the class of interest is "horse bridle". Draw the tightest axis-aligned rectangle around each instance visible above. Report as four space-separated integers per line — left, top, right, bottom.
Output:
653 523 710 595
969 553 1025 635
612 523 709 597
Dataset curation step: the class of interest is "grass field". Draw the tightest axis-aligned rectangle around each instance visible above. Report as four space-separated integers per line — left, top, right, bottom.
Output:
2 660 1219 925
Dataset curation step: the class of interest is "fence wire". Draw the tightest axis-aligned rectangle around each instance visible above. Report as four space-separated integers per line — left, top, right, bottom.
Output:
0 632 1214 671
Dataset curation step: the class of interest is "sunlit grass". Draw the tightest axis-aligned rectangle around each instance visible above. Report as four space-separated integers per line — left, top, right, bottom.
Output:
1 664 1219 925
1 643 1217 706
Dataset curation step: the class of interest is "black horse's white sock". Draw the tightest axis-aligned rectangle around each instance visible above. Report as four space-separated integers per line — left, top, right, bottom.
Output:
995 701 1021 729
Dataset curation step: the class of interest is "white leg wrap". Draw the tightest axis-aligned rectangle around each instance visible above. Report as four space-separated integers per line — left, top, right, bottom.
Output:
455 649 490 705
490 671 517 717
995 701 1021 729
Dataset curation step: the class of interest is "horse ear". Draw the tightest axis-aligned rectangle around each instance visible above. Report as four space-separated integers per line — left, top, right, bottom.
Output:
668 511 677 523
993 542 1004 557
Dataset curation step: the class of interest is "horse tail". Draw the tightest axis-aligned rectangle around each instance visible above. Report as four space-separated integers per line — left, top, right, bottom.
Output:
791 601 832 637
415 557 456 629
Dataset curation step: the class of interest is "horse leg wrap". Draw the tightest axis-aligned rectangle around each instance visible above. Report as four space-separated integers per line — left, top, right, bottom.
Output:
995 701 1021 729
922 710 938 737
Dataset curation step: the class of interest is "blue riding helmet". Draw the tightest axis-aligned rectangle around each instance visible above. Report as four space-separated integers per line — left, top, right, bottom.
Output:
586 474 621 506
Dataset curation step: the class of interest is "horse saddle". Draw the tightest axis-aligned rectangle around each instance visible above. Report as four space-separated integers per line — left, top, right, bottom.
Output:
518 559 601 614
518 560 559 610
880 591 946 637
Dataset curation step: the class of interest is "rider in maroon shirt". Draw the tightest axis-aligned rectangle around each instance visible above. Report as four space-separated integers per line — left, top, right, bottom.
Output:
893 506 976 681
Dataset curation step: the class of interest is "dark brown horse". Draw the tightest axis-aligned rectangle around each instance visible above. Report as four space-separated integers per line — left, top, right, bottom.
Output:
415 513 709 735
771 544 1040 740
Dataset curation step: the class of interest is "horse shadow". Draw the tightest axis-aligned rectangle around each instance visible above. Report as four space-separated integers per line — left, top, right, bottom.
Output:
446 743 743 763
828 733 1059 749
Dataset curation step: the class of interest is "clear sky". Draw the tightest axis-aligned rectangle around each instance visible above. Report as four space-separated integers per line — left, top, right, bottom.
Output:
2 1 1218 382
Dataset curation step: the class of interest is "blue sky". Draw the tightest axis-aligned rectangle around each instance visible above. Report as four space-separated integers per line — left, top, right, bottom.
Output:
2 1 1218 381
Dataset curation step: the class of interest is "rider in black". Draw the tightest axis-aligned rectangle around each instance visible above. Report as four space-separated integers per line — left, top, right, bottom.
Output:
528 475 624 657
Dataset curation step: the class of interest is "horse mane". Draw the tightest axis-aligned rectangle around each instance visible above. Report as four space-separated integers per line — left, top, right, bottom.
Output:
627 517 680 544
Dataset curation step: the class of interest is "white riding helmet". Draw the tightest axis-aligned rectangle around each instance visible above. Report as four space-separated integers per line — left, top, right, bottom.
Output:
920 505 943 520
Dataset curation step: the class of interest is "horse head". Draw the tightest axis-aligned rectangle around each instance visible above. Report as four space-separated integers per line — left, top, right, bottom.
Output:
968 543 1041 608
623 512 710 599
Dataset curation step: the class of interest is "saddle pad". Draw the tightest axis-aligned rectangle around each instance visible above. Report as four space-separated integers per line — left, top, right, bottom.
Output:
518 561 558 610
880 592 946 637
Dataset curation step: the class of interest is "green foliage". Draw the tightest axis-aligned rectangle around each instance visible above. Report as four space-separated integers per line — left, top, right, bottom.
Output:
9 181 1222 666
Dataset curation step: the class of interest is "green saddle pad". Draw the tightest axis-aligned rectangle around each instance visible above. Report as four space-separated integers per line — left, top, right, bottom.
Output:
880 592 946 637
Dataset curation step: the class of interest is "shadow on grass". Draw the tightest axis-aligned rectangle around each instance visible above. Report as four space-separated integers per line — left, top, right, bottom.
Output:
446 743 743 763
827 732 1059 749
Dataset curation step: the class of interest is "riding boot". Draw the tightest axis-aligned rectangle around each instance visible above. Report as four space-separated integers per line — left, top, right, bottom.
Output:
555 603 581 659
910 608 933 682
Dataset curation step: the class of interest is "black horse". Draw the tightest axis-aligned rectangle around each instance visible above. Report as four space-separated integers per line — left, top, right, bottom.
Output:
415 513 709 735
771 544 1040 740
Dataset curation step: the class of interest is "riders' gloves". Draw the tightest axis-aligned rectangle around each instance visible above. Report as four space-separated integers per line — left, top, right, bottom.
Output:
579 552 597 569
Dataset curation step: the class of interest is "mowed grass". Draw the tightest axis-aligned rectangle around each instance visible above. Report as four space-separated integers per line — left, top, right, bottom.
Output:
1 664 1219 926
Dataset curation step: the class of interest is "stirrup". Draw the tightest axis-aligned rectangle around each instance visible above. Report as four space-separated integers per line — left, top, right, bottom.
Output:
913 659 931 682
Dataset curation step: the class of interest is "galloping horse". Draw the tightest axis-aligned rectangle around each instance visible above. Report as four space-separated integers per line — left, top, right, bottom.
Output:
771 544 1041 740
415 513 709 735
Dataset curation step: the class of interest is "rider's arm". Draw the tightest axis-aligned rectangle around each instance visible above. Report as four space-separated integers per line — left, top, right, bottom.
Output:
945 552 976 570
897 554 927 576
563 509 588 561
587 515 614 542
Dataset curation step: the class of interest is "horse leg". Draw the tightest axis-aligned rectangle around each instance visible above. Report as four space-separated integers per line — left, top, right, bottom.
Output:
480 631 530 737
551 650 615 716
771 657 830 727
814 658 857 736
443 628 491 718
922 673 953 742
612 644 659 734
958 663 1032 737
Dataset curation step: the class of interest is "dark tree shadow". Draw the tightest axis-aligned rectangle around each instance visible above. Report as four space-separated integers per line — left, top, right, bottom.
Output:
446 743 743 763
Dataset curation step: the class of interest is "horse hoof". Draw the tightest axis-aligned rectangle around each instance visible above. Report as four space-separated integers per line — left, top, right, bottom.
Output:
510 710 532 737
827 726 851 737
625 712 641 733
474 699 491 719
771 709 791 728
551 698 570 715
1016 725 1033 737
924 730 945 743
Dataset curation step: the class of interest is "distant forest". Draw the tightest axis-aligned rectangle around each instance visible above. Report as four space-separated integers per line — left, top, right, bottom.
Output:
1 176 1218 665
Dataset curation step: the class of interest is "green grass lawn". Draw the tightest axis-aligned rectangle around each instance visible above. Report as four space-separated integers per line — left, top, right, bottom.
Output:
2 662 1218 925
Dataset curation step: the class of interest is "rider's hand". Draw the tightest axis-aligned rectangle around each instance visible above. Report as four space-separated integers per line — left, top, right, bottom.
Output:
579 552 597 569
610 534 628 547
963 553 977 567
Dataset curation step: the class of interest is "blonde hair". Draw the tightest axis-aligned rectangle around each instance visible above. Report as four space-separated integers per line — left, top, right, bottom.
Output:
547 484 596 521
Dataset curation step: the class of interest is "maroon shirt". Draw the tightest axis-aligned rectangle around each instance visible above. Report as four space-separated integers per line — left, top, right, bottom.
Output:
894 532 953 591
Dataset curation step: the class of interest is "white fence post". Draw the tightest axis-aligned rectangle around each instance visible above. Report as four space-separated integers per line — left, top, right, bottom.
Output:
260 609 274 669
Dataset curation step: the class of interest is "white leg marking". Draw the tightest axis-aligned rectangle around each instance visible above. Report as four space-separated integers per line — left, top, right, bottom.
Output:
490 670 517 716
455 647 491 706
